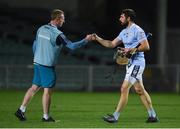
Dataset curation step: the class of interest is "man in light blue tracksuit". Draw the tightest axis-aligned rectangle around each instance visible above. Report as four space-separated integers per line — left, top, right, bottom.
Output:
15 9 92 122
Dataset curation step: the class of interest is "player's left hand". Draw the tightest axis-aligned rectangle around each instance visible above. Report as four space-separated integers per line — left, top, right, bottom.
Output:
122 48 137 58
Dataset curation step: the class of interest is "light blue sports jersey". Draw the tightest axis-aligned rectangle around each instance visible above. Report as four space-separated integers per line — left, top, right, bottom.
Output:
117 23 147 67
33 24 63 66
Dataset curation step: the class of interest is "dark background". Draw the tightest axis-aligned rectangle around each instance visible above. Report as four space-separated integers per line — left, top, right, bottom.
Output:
0 0 179 65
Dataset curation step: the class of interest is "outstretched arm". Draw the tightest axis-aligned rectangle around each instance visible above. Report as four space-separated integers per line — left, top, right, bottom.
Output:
56 34 92 50
92 34 122 48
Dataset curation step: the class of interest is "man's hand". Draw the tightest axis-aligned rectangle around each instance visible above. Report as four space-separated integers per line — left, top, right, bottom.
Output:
91 33 100 41
114 47 138 65
119 47 137 58
91 33 116 48
85 34 94 41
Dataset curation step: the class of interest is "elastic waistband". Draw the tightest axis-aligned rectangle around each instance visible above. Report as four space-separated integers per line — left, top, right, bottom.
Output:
34 62 55 68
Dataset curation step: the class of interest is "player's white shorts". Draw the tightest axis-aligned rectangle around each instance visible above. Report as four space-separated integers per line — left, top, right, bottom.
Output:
124 64 145 85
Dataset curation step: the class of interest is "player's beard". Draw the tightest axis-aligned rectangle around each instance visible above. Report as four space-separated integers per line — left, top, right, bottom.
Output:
121 20 129 28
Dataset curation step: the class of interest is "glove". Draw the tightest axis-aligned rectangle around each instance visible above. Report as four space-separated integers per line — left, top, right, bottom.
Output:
113 47 137 65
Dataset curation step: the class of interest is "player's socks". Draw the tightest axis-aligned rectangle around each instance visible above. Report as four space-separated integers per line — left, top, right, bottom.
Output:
148 108 156 117
20 105 26 113
113 111 120 120
43 113 49 120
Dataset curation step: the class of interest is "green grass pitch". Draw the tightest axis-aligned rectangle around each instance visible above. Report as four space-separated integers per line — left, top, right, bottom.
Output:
0 90 180 128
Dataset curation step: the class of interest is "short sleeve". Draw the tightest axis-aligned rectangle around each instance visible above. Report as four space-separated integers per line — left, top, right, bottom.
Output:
136 30 147 43
117 32 122 41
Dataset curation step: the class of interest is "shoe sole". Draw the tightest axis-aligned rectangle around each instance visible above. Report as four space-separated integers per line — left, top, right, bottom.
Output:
102 117 118 123
146 120 159 123
15 113 26 121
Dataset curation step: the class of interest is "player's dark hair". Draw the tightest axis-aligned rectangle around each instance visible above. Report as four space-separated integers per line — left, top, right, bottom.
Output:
121 9 136 22
51 9 64 20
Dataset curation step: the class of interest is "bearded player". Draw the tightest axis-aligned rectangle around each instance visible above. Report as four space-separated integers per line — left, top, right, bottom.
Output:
93 9 158 123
